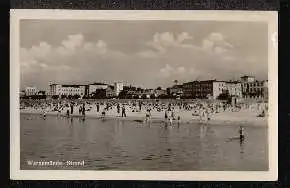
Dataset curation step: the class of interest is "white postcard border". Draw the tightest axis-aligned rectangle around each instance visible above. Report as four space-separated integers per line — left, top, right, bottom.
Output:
10 9 278 181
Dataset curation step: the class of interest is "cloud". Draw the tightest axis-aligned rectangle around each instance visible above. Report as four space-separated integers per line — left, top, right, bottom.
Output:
160 64 187 78
201 32 233 55
146 32 193 53
160 64 174 77
61 34 84 51
20 31 267 90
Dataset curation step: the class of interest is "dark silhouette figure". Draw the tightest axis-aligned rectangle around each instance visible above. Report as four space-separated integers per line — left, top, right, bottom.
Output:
122 105 126 117
96 103 100 112
117 103 120 114
70 104 74 114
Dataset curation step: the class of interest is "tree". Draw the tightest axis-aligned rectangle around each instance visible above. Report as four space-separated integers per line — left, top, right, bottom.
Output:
61 95 67 99
156 86 162 90
217 91 230 100
158 94 169 99
150 94 156 99
174 80 178 85
92 89 106 99
118 90 128 99
141 94 147 99
52 95 59 99
74 94 81 99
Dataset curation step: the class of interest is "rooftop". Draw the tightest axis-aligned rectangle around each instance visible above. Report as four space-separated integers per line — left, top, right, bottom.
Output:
241 75 255 78
90 82 107 85
50 84 86 87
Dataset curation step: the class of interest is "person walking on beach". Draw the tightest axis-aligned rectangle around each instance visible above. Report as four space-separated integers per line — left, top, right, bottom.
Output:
66 108 70 117
82 103 86 116
177 115 181 126
122 105 126 117
70 103 74 115
139 101 142 111
96 103 100 112
79 105 82 115
117 103 120 116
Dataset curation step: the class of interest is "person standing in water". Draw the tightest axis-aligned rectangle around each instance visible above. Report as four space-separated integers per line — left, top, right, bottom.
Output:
239 126 245 141
122 105 126 117
42 109 46 119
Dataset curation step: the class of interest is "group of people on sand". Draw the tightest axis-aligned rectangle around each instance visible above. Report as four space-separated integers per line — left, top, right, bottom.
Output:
20 98 267 125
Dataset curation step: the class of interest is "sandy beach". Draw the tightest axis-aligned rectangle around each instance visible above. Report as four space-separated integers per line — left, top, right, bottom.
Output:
20 105 267 127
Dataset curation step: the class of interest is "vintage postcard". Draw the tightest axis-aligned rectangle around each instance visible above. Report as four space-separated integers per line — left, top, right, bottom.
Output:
10 10 278 180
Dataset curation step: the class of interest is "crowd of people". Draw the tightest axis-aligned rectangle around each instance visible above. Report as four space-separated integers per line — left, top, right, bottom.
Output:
20 98 268 124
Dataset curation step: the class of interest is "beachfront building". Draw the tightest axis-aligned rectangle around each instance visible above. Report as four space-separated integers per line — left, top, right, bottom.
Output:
240 76 267 99
182 80 227 99
86 83 108 96
226 81 242 98
25 87 38 96
49 84 86 98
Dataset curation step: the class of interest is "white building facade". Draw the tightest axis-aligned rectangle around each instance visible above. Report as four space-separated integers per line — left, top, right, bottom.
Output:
226 82 242 98
25 87 38 96
114 82 124 96
212 81 227 99
49 84 86 97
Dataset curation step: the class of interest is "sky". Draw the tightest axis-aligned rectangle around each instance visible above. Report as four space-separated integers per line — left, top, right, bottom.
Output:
20 20 268 91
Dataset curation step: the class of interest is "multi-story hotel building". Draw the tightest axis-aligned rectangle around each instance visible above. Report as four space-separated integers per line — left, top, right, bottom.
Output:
25 87 38 96
240 76 268 99
49 84 86 97
182 80 227 99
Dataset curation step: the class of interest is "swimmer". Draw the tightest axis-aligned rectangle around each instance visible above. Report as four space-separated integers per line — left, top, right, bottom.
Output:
145 109 150 123
42 110 46 119
239 126 245 141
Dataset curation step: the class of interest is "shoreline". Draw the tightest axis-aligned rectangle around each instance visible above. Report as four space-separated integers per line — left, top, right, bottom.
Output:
20 110 268 127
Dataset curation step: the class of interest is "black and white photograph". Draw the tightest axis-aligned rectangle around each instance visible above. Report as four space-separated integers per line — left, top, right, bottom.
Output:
10 10 278 180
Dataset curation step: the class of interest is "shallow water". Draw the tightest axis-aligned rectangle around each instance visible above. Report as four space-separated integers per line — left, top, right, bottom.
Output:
20 114 268 171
